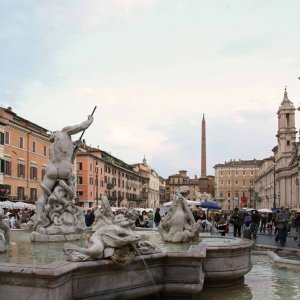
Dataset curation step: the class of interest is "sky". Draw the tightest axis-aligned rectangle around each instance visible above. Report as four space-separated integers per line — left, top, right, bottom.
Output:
1 0 300 179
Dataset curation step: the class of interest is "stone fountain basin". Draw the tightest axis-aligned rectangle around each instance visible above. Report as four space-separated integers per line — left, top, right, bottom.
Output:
0 230 253 299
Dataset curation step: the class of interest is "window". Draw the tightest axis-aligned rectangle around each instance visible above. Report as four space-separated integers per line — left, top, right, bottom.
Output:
30 188 37 201
286 113 290 127
4 160 11 175
250 171 254 176
220 180 224 185
77 191 83 196
287 140 290 146
19 136 24 149
0 159 4 173
228 171 231 176
105 166 107 172
32 141 36 153
41 168 46 179
220 171 223 176
43 146 47 156
17 186 25 200
30 165 37 180
89 177 93 185
235 171 238 176
100 180 104 187
242 171 246 176
4 132 9 144
90 163 92 172
17 162 25 178
76 162 82 170
227 181 231 186
227 192 231 198
235 181 238 186
242 180 246 187
0 132 4 145
220 192 223 198
77 176 83 184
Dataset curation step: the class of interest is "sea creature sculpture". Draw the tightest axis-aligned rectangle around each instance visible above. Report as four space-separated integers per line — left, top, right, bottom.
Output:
161 186 201 242
64 224 161 265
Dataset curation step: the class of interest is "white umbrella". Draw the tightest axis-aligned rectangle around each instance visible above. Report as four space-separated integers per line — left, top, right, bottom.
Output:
0 200 14 209
163 200 202 207
258 208 272 213
12 201 27 209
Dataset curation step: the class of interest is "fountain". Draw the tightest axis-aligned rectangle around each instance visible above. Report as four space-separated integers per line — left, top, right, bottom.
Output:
0 115 270 299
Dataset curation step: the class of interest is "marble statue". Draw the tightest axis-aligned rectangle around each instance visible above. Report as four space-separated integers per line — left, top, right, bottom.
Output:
195 191 213 201
30 115 94 242
0 208 9 252
64 224 161 265
92 194 115 231
161 186 200 242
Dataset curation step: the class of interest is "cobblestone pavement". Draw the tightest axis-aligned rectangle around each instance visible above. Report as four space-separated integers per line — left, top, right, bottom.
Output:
226 225 300 250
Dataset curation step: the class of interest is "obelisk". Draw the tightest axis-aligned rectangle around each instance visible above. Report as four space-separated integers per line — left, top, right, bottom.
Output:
201 114 207 177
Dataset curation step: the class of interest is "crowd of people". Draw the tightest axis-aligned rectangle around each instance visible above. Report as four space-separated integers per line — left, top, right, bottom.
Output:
190 206 300 247
0 208 34 229
83 208 162 229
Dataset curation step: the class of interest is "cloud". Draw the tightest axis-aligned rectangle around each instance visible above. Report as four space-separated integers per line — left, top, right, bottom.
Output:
35 0 156 32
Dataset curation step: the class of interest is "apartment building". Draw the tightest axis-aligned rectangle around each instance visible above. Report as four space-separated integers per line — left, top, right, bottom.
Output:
214 159 260 210
76 147 148 208
132 157 160 208
159 176 166 205
254 157 275 209
165 170 209 201
0 107 50 202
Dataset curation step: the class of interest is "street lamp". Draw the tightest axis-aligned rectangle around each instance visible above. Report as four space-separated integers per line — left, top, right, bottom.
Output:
95 162 99 207
273 161 276 209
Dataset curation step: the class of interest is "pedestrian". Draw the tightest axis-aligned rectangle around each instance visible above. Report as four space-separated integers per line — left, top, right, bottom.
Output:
148 210 154 228
250 210 260 240
259 213 267 234
230 207 243 237
217 215 228 236
154 208 161 227
85 209 95 227
295 212 300 233
244 212 252 228
275 207 289 246
142 211 149 228
267 212 273 235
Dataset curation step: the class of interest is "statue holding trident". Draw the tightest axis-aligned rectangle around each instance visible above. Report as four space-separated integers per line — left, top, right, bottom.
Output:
30 107 96 242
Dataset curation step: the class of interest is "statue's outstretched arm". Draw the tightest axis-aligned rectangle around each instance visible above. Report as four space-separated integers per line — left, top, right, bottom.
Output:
62 115 94 135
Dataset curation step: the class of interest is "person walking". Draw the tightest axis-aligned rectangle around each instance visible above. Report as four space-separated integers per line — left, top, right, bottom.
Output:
154 208 161 227
217 215 228 236
259 213 267 234
250 210 260 240
231 207 243 237
295 212 300 233
148 210 154 228
275 207 289 247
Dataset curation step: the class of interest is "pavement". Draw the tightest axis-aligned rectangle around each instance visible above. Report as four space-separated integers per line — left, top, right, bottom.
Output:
226 225 300 251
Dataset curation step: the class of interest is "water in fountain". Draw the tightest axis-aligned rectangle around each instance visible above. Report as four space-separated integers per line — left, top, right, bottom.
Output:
134 245 162 300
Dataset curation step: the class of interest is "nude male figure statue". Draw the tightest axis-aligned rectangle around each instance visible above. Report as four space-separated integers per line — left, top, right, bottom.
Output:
34 115 93 227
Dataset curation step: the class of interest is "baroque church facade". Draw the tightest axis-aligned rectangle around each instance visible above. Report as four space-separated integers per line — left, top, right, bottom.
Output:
255 89 300 209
